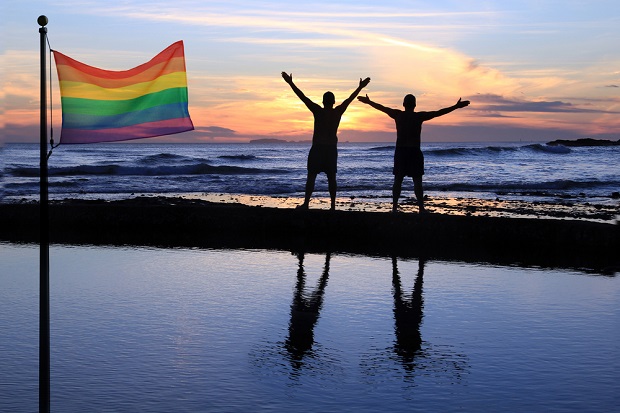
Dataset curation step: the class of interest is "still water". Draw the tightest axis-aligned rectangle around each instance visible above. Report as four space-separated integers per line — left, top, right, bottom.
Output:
1 243 618 412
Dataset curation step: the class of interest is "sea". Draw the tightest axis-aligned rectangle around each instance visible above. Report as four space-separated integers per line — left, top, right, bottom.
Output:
1 141 619 205
1 141 620 412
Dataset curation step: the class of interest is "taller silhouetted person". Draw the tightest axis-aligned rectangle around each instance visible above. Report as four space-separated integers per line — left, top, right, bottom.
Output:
282 72 370 210
358 94 470 213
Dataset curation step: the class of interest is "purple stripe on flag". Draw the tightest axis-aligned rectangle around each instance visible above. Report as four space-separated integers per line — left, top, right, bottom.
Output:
59 118 194 144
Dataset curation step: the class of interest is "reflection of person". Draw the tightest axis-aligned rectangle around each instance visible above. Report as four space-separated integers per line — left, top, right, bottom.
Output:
358 94 470 213
285 252 331 370
282 72 371 210
392 257 425 369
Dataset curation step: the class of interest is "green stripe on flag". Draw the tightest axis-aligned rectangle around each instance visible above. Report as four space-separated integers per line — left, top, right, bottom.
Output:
60 87 189 116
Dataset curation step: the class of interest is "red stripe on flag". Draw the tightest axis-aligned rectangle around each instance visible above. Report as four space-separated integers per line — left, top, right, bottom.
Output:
53 41 185 80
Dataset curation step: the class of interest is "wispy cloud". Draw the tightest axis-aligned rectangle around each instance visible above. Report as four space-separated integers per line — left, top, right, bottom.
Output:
80 3 498 55
194 126 237 138
473 94 619 114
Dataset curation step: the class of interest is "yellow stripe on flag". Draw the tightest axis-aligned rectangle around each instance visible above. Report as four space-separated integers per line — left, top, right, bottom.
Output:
59 72 188 100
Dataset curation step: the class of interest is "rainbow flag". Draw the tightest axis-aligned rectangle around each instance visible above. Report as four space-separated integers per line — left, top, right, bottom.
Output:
53 41 194 144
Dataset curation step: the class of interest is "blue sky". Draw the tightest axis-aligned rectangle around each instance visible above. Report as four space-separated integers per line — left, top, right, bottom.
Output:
2 0 619 143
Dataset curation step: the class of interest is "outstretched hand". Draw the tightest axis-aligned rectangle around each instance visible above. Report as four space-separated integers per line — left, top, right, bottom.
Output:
456 97 470 108
281 72 293 84
357 94 371 104
359 77 371 88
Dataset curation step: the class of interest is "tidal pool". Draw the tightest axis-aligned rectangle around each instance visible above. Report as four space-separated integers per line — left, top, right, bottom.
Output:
1 243 618 412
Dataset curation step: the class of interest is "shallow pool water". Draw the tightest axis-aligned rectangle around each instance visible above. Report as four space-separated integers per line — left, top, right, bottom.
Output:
1 243 618 412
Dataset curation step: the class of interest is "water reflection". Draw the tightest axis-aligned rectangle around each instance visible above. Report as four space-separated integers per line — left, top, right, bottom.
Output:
284 252 330 371
252 252 468 386
392 256 425 369
384 256 469 383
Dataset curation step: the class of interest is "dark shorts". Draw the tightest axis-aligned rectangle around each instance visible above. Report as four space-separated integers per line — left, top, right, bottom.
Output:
308 144 337 174
393 146 424 177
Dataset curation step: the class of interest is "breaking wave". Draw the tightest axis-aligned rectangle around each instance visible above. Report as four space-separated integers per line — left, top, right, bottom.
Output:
8 163 288 177
368 144 571 157
217 154 257 161
367 145 395 151
523 143 572 154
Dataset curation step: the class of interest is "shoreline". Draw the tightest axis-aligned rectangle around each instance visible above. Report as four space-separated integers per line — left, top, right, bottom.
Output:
4 191 619 223
182 193 619 223
1 195 618 274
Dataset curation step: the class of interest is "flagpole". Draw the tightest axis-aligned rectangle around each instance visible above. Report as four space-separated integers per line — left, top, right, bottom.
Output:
38 14 50 413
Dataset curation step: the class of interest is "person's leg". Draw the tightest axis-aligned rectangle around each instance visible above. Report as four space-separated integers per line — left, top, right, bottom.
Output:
413 176 426 213
300 172 317 209
327 172 337 210
392 175 405 212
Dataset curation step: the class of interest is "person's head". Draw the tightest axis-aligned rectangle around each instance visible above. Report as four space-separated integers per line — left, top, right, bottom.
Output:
323 91 335 108
403 94 416 110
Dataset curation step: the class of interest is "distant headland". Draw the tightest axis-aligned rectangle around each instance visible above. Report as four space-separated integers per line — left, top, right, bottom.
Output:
547 138 620 147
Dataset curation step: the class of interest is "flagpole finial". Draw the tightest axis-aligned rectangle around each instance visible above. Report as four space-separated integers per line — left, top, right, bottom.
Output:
38 15 48 27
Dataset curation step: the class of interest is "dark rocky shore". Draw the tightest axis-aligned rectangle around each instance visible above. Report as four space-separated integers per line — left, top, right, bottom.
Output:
547 138 620 147
1 197 617 274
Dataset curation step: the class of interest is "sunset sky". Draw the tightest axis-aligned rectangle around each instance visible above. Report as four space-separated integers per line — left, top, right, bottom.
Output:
2 1 619 144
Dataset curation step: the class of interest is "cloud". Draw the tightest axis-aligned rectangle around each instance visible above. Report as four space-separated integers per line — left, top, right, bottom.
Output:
472 93 618 114
5 2 620 142
194 126 237 138
93 3 498 35
474 112 518 118
1 124 38 144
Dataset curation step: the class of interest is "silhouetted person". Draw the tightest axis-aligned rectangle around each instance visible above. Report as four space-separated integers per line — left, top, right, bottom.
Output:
358 94 470 213
392 257 425 370
285 252 331 371
282 72 370 210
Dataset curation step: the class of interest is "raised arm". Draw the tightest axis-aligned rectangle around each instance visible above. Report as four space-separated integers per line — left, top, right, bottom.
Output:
424 98 470 120
357 94 398 116
339 77 371 110
281 72 316 110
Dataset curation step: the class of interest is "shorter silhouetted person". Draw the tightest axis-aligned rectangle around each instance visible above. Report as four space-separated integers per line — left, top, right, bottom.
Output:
282 72 370 210
358 94 470 213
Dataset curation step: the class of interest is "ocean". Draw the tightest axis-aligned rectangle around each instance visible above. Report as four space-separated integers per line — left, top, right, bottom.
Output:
1 141 619 205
